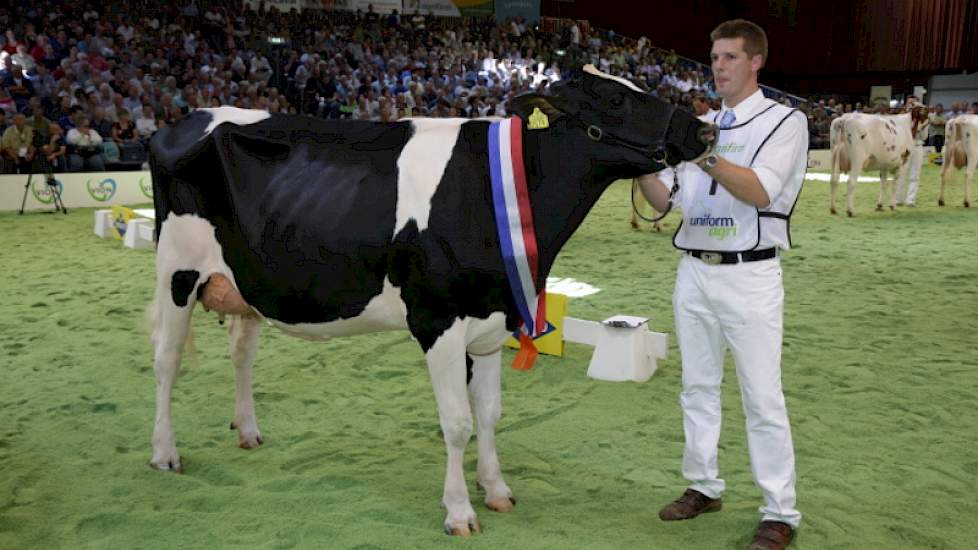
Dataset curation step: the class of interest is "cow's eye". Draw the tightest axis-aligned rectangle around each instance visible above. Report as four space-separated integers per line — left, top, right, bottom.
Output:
611 95 625 108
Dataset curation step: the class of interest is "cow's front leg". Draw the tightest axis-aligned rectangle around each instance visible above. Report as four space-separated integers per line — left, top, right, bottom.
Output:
469 350 516 513
964 164 975 208
228 315 263 449
426 322 479 536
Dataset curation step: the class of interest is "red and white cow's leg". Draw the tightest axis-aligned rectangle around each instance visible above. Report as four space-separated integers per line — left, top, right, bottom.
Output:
846 158 862 217
964 155 976 208
426 321 480 536
939 162 950 207
829 147 840 215
149 282 195 473
228 315 263 449
875 170 887 211
468 350 516 513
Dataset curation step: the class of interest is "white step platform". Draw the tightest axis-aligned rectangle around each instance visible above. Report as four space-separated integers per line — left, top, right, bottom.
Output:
563 315 668 383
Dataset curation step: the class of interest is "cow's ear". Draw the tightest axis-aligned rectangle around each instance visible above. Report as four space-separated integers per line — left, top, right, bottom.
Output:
508 94 565 124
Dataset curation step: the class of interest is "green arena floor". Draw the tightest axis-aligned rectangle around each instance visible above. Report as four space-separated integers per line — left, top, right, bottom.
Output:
1 165 976 549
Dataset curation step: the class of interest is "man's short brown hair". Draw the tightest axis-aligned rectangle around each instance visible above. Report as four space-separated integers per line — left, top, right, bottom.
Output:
710 19 768 65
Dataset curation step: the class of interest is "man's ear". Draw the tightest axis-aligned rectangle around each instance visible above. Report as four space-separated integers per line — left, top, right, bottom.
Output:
508 93 565 123
751 54 764 73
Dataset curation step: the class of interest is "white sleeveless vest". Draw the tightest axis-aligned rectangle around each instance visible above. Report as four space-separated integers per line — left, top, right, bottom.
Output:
674 100 802 253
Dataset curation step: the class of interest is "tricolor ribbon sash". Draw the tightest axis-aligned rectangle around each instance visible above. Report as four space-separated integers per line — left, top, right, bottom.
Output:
488 117 547 371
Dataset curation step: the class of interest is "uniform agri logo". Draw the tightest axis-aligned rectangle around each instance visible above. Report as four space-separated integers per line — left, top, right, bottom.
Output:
139 177 153 199
86 178 117 202
31 179 64 204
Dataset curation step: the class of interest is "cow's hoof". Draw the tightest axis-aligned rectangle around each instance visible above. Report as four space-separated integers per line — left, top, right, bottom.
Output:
939 199 946 206
847 210 855 218
830 207 838 215
445 521 481 537
629 221 639 230
149 456 183 473
965 201 971 208
239 433 264 449
875 204 884 212
486 496 517 513
889 205 895 211
654 224 663 233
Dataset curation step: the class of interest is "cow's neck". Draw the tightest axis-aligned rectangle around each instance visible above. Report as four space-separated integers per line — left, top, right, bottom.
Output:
521 123 638 290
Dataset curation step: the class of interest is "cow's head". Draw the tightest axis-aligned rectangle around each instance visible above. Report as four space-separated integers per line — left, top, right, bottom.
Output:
509 65 715 174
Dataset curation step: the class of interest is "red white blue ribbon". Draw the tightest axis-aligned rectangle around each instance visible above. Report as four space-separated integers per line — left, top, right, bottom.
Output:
489 117 547 344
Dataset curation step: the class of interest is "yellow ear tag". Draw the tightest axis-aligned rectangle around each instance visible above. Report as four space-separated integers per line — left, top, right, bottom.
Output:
527 107 549 130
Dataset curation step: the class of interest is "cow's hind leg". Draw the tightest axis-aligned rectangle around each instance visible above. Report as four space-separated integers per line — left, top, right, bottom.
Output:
468 350 516 513
149 272 198 472
228 315 264 449
426 322 480 536
875 171 886 212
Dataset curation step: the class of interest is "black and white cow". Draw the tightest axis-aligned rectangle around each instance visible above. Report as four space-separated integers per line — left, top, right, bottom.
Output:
147 65 713 535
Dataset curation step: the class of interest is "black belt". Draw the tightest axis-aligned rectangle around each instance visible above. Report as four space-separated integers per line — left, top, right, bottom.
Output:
686 248 777 265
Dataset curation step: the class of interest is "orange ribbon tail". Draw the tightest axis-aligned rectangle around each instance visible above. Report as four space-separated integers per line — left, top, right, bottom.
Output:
511 332 539 371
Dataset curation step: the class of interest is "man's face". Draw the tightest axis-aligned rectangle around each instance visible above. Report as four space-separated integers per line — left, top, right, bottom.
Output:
14 114 26 128
710 37 760 102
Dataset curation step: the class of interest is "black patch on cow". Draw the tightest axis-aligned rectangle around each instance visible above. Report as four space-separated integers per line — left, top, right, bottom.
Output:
466 354 473 385
860 134 867 140
171 270 200 307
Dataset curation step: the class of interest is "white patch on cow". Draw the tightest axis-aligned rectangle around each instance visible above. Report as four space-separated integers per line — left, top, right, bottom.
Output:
266 278 409 340
583 63 644 93
157 213 239 291
394 118 464 234
200 106 271 137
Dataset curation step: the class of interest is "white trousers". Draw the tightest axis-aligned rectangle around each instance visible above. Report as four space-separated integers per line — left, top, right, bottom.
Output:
897 144 924 205
673 255 801 528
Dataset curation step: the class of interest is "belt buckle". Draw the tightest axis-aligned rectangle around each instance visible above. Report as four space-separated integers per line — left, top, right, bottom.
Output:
700 252 723 265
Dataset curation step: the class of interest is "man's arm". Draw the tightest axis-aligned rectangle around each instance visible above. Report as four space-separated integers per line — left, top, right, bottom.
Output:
701 111 808 209
698 157 771 208
634 172 673 212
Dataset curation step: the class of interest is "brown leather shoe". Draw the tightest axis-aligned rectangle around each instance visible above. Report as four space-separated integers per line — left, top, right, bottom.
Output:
747 520 794 549
658 489 722 520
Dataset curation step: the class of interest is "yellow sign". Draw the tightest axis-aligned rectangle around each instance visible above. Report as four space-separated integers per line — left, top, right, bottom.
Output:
110 205 136 240
505 292 568 357
528 107 550 130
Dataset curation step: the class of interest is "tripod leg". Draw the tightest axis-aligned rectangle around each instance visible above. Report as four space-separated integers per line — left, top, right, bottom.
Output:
19 171 34 215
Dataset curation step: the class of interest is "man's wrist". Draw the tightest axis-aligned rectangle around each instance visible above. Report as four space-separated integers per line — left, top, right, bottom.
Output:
697 154 719 172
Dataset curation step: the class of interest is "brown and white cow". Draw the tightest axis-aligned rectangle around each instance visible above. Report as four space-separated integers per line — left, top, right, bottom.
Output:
829 112 914 216
939 114 977 208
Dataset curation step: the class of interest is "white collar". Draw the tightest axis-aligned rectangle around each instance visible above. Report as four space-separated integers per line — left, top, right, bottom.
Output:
720 88 767 124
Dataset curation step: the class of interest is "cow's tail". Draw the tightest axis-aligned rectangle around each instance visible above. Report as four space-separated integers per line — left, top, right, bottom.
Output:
144 284 199 368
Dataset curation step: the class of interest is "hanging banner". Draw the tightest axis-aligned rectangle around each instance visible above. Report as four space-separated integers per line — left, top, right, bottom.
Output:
494 0 539 23
403 0 494 17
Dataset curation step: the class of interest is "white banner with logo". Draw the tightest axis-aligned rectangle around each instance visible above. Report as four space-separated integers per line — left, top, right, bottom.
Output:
0 171 155 212
330 0 404 13
243 0 333 10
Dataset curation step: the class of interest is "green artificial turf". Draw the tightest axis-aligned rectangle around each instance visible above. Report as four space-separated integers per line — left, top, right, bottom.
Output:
1 166 976 549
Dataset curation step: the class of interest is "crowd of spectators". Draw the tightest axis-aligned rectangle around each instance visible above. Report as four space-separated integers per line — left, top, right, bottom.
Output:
3 1 976 176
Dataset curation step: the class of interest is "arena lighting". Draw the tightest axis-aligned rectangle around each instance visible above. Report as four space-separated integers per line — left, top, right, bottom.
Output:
267 36 286 45
555 49 566 56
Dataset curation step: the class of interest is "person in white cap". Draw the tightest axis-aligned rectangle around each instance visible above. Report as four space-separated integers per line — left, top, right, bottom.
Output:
635 18 806 550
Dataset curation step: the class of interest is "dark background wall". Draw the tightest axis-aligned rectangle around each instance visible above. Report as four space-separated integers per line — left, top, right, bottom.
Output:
541 0 978 96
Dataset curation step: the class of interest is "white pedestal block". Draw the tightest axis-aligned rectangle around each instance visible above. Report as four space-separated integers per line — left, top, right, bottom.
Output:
563 316 668 383
93 209 113 238
123 218 156 249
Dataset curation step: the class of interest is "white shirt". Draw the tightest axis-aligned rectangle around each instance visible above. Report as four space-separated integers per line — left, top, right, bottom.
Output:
659 89 808 251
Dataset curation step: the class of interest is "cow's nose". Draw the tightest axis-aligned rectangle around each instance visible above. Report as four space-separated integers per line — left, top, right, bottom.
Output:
697 123 718 148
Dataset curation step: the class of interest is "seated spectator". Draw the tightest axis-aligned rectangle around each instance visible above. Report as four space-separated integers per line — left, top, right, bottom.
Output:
41 122 67 174
27 97 52 143
135 104 159 141
112 109 145 161
3 65 34 113
0 86 16 116
66 114 105 172
91 106 114 139
2 113 36 174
